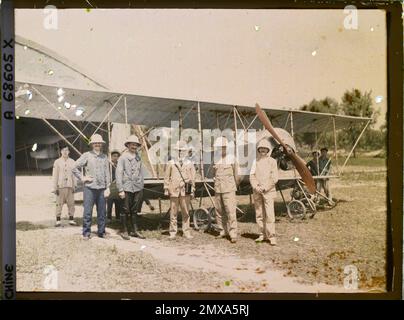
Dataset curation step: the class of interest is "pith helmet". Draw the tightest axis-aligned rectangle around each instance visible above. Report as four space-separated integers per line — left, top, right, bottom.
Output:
110 149 121 156
174 140 188 151
257 139 272 152
124 135 141 147
213 136 228 148
89 134 105 144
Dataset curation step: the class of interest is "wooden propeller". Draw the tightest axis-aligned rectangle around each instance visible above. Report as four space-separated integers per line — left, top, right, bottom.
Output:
255 103 316 194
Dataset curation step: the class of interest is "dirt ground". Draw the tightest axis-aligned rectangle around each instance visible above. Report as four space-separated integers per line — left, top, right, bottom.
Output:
16 162 387 293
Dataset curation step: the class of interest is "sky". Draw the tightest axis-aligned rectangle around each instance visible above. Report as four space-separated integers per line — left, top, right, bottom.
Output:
15 9 387 127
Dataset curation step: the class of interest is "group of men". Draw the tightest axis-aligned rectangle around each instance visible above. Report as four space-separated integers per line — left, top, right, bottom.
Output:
52 134 281 245
52 134 147 240
52 132 333 245
167 136 280 244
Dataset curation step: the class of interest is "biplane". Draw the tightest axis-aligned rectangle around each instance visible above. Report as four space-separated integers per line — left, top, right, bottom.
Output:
14 37 373 228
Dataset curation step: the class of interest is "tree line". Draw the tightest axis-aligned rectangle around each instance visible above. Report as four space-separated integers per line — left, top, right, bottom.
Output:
294 89 386 157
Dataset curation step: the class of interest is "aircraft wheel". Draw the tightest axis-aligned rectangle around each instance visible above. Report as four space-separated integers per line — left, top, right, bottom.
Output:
209 207 216 221
192 208 212 231
302 198 317 219
287 200 306 220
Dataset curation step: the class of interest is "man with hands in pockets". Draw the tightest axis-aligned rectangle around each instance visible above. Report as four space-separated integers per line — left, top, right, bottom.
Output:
72 134 111 240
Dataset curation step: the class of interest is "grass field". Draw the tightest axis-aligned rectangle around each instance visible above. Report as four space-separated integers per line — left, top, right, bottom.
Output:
342 156 386 168
137 171 387 291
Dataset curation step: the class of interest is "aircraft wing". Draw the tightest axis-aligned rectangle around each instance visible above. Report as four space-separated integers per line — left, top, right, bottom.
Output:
24 134 76 145
16 81 372 133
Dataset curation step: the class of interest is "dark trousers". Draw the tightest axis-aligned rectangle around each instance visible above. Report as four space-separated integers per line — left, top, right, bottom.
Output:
107 198 122 220
121 190 143 233
83 187 106 237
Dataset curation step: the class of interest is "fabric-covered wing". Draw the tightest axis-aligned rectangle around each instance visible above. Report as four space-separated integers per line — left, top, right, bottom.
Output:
16 82 371 133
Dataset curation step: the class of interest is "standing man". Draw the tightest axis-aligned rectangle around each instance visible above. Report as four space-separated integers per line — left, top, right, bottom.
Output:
318 147 333 205
52 145 77 227
306 150 320 177
107 150 122 222
72 134 111 240
213 137 239 244
164 140 196 240
250 139 279 245
116 135 145 240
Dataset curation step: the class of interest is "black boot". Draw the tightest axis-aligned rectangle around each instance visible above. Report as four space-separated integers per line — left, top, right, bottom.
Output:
120 232 130 240
119 214 130 240
129 214 145 239
131 229 145 239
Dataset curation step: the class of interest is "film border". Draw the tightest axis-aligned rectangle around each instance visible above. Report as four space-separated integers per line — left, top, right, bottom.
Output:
1 0 16 300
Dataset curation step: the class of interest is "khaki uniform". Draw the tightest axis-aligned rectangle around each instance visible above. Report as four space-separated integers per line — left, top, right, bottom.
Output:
250 155 279 240
52 157 76 218
55 188 75 218
214 155 239 240
316 179 332 201
164 159 196 236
